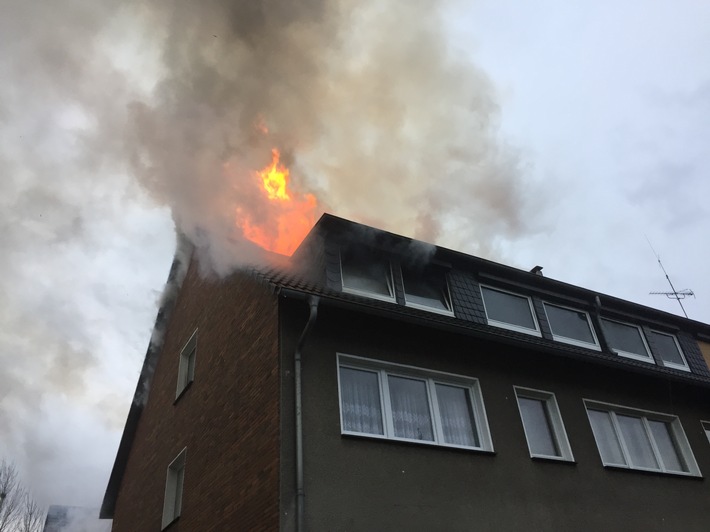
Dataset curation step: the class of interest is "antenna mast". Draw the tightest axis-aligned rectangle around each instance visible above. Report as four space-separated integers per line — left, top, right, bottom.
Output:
646 237 694 318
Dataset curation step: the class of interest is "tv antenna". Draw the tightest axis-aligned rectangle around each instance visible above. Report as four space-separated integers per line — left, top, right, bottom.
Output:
646 236 694 318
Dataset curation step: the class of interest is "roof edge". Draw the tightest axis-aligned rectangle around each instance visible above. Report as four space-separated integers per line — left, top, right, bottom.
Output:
100 232 193 519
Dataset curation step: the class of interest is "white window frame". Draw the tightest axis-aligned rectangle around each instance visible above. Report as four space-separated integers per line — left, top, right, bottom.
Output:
701 421 710 445
336 354 493 451
401 267 455 317
648 329 690 372
480 285 541 337
514 387 574 461
584 399 700 477
542 302 601 351
162 447 187 529
176 329 197 399
600 317 654 363
339 249 396 303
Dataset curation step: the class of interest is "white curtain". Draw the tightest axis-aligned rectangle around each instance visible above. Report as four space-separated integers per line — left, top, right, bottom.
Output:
436 384 478 447
617 414 658 469
388 376 434 441
340 367 384 435
588 410 626 465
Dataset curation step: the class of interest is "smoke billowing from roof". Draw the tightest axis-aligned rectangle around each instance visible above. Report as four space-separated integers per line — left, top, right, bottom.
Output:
123 0 540 272
1 0 543 509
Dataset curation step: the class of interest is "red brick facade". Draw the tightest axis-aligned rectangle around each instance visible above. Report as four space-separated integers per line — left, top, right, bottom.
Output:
111 259 280 531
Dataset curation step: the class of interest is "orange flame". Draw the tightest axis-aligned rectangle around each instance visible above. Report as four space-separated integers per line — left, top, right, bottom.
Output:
237 148 318 256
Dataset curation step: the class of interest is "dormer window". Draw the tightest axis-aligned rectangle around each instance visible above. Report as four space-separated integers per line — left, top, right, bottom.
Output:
648 330 690 371
601 318 653 363
401 266 454 316
480 286 541 336
340 246 395 302
543 302 600 350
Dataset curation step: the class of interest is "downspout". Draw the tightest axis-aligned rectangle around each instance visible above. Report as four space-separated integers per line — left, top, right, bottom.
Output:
295 296 319 532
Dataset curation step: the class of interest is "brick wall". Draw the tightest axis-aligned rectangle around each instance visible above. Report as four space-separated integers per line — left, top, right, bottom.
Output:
112 258 280 531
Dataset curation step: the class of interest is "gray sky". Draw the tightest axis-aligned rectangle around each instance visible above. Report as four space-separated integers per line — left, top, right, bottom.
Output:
1 0 708 510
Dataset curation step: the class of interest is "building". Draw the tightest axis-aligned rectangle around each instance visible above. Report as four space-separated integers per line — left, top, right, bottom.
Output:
100 214 710 531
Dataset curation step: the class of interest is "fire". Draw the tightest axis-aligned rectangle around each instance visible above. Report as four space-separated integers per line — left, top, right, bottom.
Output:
260 149 290 201
236 148 318 256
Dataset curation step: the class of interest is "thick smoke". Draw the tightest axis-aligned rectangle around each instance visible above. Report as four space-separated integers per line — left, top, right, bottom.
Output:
124 0 540 272
1 0 542 510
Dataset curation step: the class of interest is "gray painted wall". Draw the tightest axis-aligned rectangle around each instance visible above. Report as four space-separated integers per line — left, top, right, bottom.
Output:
280 299 710 532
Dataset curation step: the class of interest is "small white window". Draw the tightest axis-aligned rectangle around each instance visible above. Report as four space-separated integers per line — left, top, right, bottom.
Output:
337 355 492 451
514 387 574 461
176 329 197 399
647 330 690 372
401 266 454 316
162 448 187 529
543 302 600 350
601 318 653 363
584 400 700 476
480 286 541 336
340 247 395 302
701 421 710 444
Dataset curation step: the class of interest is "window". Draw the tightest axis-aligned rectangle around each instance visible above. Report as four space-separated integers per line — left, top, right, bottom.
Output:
543 302 600 350
340 246 395 302
514 387 574 461
601 318 653 362
647 330 690 371
162 448 187 529
702 421 710 444
480 286 541 336
337 355 492 451
401 266 454 316
584 401 699 476
176 329 197 399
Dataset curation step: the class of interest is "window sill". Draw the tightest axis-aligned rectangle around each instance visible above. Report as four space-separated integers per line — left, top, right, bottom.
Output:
602 464 702 480
174 380 193 405
341 431 495 455
660 362 691 372
162 516 180 531
342 286 397 304
614 350 655 364
531 455 576 465
551 335 601 351
487 320 542 337
404 301 455 317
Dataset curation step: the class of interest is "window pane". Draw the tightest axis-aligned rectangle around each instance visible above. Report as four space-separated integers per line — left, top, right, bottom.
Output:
402 268 450 311
648 331 686 367
648 420 686 472
518 397 559 457
601 320 650 358
616 415 658 469
544 304 595 344
174 466 185 517
435 384 479 447
342 251 392 297
388 376 434 441
588 409 626 465
339 367 384 435
481 287 536 330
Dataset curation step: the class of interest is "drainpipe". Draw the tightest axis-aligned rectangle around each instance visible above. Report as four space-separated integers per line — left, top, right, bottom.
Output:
295 296 319 532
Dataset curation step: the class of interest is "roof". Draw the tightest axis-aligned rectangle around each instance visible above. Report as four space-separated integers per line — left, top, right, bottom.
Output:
101 213 710 518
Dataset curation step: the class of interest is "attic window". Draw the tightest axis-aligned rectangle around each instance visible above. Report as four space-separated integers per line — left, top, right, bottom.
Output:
601 318 653 363
401 265 454 316
480 286 541 336
543 302 600 350
340 247 395 302
647 330 690 372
